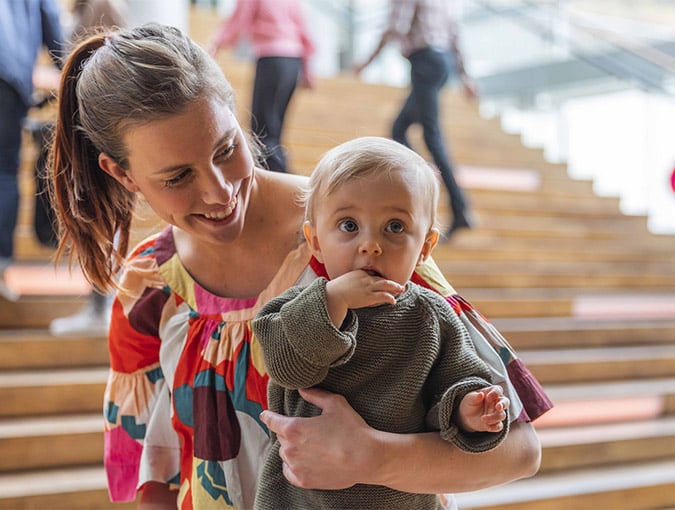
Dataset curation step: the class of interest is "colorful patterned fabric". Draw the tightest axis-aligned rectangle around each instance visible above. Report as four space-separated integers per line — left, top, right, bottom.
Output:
104 226 552 508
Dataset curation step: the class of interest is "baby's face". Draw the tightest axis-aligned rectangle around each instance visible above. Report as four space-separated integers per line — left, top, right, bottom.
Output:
306 171 437 286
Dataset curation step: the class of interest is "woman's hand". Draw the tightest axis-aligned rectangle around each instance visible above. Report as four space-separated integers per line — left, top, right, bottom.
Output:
260 387 379 489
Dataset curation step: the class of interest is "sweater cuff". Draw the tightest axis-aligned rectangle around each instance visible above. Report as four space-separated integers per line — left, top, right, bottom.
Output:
281 278 357 367
437 377 510 453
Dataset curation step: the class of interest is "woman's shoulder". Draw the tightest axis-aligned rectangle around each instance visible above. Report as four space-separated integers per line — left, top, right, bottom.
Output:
256 169 308 221
261 168 309 192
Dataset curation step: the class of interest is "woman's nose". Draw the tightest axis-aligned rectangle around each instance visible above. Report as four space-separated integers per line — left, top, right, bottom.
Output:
201 168 231 203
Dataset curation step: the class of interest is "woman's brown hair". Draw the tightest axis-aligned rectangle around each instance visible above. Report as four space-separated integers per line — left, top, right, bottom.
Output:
50 23 236 291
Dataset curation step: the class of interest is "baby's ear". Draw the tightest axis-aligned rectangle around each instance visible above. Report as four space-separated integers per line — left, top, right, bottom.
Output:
418 228 440 265
303 221 324 262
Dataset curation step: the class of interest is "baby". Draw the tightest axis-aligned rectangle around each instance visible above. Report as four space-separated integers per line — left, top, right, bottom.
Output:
252 136 510 509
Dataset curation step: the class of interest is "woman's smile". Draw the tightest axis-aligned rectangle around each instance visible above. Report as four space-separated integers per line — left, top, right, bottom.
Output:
202 195 238 221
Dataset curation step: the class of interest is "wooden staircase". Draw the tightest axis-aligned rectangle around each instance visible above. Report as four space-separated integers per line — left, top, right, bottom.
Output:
1 6 675 509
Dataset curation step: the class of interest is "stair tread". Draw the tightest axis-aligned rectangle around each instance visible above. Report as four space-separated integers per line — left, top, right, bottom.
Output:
520 344 675 363
453 459 675 508
0 367 108 387
536 416 675 446
0 413 101 438
492 316 675 332
0 465 107 498
544 377 675 401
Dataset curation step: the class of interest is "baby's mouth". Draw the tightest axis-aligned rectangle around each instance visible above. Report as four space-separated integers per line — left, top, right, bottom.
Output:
363 268 383 278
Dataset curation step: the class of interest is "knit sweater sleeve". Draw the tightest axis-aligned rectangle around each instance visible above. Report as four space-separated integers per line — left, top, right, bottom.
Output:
252 277 357 389
423 292 510 453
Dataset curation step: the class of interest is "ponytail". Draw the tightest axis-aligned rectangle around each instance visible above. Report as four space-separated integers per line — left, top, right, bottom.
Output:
50 32 133 292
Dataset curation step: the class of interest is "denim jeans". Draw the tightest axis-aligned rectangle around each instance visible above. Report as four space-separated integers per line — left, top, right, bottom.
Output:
0 79 29 260
251 56 302 173
392 47 467 217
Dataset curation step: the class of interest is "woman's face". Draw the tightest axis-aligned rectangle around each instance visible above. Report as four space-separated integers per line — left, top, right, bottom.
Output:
101 94 255 246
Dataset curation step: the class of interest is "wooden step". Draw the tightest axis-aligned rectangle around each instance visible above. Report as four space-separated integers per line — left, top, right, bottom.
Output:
453 459 675 510
0 368 107 417
448 231 675 255
491 317 675 350
0 331 107 371
436 238 674 263
463 287 675 320
521 345 675 385
459 211 650 236
537 417 675 473
438 261 675 289
467 189 621 218
0 466 135 510
0 414 102 472
0 296 86 328
537 378 675 428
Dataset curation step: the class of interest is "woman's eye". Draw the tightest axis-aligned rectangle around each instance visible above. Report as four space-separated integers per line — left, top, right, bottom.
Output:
386 220 405 234
216 143 238 159
164 169 192 188
338 219 358 233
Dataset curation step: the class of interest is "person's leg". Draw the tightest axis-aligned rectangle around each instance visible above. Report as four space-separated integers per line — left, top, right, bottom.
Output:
392 91 418 148
251 57 301 172
408 49 471 232
0 80 28 264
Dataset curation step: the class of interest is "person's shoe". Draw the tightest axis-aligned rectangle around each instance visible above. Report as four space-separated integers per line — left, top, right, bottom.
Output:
0 260 19 302
443 210 477 241
0 278 19 301
49 302 111 337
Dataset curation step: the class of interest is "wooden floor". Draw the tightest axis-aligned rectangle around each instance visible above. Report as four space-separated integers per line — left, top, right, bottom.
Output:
1 5 675 510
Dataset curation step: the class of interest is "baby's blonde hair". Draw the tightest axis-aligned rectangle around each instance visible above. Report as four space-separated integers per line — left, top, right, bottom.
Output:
303 137 440 227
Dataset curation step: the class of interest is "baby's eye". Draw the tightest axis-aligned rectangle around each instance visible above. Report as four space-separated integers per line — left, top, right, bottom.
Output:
338 219 359 233
385 220 405 234
164 168 192 188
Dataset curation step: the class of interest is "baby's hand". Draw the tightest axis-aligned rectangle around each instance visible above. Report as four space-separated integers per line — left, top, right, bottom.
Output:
327 270 404 310
457 385 509 433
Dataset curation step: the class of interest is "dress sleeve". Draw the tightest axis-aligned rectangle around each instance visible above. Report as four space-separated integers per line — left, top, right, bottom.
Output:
252 278 357 389
412 258 553 422
103 254 178 502
424 296 509 453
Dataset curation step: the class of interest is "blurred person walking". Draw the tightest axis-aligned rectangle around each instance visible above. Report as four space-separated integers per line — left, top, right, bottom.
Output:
0 0 64 300
355 0 478 239
209 0 315 173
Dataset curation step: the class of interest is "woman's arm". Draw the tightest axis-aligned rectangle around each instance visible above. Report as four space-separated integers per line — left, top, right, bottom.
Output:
260 388 540 493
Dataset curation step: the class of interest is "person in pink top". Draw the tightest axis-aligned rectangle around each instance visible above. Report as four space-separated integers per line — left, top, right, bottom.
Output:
209 0 315 173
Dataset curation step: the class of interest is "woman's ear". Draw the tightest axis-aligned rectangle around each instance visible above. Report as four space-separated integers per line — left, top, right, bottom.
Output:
98 153 140 193
303 220 324 262
418 228 440 265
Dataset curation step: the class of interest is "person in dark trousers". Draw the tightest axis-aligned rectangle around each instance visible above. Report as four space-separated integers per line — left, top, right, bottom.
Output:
209 0 315 173
355 0 478 240
0 0 64 300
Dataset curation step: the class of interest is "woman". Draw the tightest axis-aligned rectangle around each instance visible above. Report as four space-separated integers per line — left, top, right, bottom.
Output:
50 23 549 509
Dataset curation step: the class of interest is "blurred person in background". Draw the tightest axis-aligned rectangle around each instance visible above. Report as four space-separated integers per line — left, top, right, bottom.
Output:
209 0 315 173
0 0 64 301
355 0 478 240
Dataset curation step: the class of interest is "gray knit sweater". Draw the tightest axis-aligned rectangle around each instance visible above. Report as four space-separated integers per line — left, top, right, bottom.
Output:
252 278 509 510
